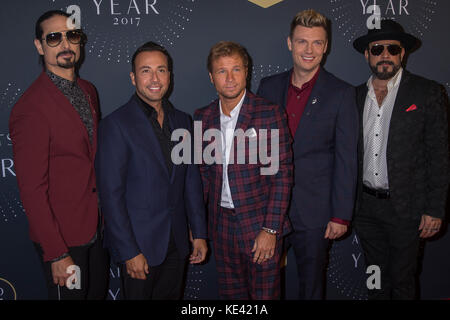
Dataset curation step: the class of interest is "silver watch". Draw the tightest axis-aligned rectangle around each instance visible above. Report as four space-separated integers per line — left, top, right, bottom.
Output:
262 227 277 235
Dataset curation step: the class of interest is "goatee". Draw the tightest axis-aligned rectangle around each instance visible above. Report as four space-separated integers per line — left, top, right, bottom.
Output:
57 60 76 69
57 50 76 69
370 61 401 80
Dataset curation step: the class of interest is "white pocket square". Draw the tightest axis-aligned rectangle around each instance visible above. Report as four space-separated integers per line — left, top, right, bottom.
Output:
248 128 257 138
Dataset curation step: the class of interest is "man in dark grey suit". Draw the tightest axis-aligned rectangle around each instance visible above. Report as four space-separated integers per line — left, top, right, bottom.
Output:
353 20 448 300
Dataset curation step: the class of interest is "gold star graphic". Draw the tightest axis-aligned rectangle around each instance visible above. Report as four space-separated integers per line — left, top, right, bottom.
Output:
248 0 284 9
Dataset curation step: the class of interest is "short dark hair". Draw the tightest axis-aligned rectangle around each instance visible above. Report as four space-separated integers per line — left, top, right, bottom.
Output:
131 41 173 73
35 10 71 40
207 41 249 73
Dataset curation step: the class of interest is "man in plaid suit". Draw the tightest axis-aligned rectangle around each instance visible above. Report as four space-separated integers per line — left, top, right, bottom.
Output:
194 41 293 299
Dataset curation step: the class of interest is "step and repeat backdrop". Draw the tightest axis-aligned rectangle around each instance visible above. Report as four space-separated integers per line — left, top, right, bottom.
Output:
0 0 449 300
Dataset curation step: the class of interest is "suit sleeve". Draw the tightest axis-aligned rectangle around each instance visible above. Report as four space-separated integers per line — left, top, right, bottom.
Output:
424 83 449 219
95 118 140 263
331 86 359 221
193 110 210 205
183 115 208 239
256 78 266 97
9 105 68 262
263 104 293 233
257 77 272 103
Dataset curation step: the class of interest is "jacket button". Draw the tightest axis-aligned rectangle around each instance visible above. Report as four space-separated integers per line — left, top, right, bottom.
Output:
92 188 96 193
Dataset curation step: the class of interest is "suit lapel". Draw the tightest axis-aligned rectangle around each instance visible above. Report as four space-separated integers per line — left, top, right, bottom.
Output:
166 108 178 183
130 97 170 179
41 73 93 157
230 92 253 167
292 69 326 145
356 84 368 166
208 99 223 178
386 70 411 157
78 79 98 160
210 99 221 131
356 85 368 115
280 70 292 110
356 84 368 132
234 92 252 134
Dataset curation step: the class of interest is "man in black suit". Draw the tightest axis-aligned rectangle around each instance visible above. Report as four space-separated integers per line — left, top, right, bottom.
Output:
257 9 359 299
353 20 448 300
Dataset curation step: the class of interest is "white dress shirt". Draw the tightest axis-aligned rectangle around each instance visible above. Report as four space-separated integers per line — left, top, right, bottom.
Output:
219 90 246 208
363 68 403 190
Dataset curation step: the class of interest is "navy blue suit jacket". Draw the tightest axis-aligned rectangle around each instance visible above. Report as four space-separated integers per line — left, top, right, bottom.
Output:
95 95 207 266
257 68 359 230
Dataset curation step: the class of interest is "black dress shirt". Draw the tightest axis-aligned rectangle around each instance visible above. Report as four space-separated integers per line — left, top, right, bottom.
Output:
135 94 174 177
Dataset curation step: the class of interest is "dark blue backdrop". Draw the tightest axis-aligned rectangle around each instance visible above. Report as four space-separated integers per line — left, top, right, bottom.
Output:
1 0 449 300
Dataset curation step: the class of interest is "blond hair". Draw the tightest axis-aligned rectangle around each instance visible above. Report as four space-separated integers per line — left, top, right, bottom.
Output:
290 9 329 38
207 41 249 73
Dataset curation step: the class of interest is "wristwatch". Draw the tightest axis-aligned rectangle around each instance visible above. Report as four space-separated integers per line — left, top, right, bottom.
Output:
262 227 277 235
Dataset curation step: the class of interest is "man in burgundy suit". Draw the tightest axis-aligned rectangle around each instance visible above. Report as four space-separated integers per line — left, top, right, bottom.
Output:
194 41 293 299
9 10 109 300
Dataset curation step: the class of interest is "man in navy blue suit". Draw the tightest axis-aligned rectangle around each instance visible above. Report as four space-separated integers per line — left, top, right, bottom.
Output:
95 42 207 300
257 9 359 299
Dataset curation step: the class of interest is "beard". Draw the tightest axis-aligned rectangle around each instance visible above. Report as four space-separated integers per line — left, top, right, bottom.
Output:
370 60 401 80
56 50 77 69
57 60 75 69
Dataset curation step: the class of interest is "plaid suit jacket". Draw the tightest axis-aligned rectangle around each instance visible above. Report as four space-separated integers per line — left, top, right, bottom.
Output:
194 91 293 246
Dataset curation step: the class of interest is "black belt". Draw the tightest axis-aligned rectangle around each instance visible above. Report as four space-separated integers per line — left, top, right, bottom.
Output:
363 185 390 199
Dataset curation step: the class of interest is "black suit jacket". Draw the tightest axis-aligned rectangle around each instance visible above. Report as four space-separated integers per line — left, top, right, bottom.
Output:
355 70 449 220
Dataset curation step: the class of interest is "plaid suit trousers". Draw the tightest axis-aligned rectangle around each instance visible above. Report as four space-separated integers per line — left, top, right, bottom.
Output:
213 206 282 300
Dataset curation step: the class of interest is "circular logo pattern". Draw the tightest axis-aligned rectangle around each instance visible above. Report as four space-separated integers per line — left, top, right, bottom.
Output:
0 278 17 300
252 64 289 90
49 0 197 65
327 233 368 300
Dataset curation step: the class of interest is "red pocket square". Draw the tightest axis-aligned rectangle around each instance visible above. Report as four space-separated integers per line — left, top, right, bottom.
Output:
406 104 417 112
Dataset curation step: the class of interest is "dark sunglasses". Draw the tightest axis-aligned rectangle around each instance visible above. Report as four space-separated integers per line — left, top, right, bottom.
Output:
42 30 84 47
369 44 402 56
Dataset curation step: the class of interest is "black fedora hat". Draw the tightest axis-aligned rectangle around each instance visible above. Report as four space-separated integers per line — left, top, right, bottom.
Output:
353 19 418 53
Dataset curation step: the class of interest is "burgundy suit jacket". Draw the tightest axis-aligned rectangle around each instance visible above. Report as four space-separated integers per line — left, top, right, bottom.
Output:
194 91 293 248
9 71 100 262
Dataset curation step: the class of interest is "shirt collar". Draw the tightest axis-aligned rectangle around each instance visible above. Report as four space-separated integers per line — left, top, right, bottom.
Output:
46 69 77 88
219 89 246 120
135 93 172 117
289 67 321 91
